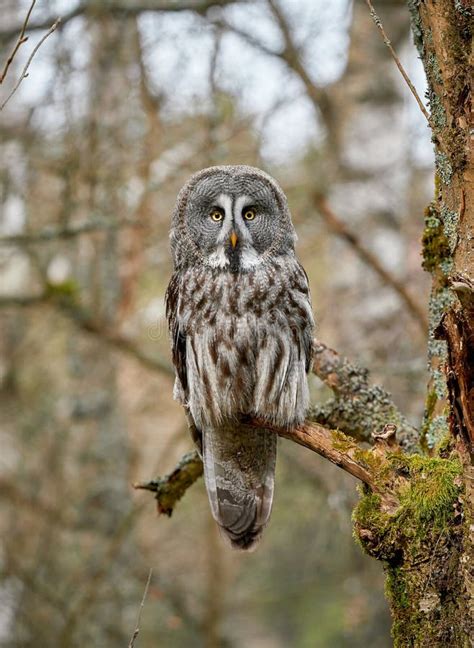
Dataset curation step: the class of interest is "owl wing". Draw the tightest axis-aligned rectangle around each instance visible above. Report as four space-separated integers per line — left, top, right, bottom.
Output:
296 262 314 373
165 272 188 397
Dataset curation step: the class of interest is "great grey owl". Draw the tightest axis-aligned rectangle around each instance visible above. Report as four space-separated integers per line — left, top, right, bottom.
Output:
166 165 314 550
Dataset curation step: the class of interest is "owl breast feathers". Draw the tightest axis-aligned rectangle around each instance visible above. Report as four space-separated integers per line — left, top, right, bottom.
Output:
166 165 314 550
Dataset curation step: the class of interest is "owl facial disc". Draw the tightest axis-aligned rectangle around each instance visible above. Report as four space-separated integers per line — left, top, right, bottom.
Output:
172 165 297 273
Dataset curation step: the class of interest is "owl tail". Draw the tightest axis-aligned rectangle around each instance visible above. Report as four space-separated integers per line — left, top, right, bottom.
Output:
202 424 277 551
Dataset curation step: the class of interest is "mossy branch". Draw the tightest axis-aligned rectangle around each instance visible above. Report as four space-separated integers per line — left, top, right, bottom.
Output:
310 340 420 453
134 451 203 516
134 421 404 516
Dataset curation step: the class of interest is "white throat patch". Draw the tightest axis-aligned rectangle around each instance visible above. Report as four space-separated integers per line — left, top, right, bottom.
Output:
206 246 229 268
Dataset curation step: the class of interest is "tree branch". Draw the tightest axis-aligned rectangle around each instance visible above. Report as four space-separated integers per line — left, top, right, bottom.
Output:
364 0 450 158
314 194 429 334
134 450 203 515
0 0 239 42
0 0 36 84
0 16 61 111
0 217 143 245
134 420 402 516
0 290 174 376
310 339 420 452
216 3 333 129
269 421 378 488
364 0 430 123
128 568 153 648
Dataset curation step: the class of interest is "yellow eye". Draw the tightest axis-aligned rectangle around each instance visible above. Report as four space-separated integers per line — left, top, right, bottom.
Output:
210 210 223 222
243 209 256 221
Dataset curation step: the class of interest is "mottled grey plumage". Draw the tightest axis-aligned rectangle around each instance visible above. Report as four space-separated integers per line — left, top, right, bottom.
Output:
166 165 314 549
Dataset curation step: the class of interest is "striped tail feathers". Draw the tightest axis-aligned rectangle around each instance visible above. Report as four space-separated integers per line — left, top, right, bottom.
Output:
202 424 277 551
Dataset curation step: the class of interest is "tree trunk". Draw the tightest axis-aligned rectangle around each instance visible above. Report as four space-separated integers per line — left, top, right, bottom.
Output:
353 2 473 645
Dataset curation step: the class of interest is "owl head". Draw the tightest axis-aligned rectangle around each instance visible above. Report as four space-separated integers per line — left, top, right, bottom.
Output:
170 165 297 272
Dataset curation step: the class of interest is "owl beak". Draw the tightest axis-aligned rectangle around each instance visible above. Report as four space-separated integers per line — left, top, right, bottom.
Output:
230 231 238 248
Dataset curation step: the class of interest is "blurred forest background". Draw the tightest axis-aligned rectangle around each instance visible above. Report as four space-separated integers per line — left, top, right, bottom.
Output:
0 0 435 646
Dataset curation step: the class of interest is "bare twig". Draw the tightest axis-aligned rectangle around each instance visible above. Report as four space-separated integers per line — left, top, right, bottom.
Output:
128 568 153 648
0 16 61 111
217 2 332 127
314 194 429 334
0 0 36 84
0 217 144 245
365 0 430 123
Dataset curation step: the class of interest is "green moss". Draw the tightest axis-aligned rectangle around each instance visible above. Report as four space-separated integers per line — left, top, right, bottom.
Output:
353 491 385 530
353 455 462 557
394 455 461 530
352 488 394 559
435 432 455 457
385 567 409 609
330 429 355 453
421 204 450 273
372 455 464 646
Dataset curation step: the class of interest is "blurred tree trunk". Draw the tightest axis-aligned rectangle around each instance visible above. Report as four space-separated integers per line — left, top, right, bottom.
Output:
353 2 472 645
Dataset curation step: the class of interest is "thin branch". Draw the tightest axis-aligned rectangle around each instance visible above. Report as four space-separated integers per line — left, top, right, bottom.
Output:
0 291 174 376
0 294 45 307
314 194 429 334
0 217 144 245
217 4 332 127
53 297 175 377
128 568 153 648
365 0 430 123
264 0 333 126
0 1 239 42
0 0 36 84
134 450 203 515
0 17 61 111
